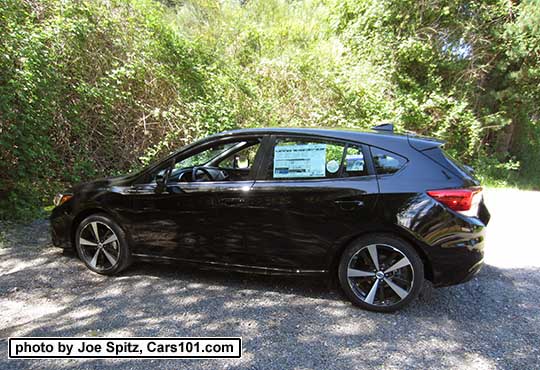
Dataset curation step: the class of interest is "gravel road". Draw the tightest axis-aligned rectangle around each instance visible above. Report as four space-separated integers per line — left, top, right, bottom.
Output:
1 188 539 369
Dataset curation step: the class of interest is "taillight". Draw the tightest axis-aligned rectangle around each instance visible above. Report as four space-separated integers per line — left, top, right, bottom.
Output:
427 187 482 216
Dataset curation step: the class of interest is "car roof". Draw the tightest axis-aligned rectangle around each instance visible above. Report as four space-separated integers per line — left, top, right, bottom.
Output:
213 127 443 151
141 126 443 177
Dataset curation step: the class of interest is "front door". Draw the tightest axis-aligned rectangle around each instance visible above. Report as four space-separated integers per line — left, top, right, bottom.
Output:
127 136 267 264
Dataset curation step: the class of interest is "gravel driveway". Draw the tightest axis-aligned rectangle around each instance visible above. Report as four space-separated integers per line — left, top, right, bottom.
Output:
1 188 539 369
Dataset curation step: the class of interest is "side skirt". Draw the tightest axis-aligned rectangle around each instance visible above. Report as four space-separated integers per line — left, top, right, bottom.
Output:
132 253 328 277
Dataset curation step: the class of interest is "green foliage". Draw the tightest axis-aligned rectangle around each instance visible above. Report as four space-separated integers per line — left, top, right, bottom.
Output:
1 0 540 220
0 0 243 219
329 0 540 178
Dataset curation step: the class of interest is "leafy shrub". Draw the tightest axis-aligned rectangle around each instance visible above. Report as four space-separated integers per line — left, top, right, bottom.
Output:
0 0 244 219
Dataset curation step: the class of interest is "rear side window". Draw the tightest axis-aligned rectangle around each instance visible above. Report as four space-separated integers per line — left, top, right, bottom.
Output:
371 147 407 175
343 145 366 177
266 137 368 180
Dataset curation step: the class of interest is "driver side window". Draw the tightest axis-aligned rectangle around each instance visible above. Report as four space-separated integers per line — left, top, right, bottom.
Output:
174 142 238 171
217 143 259 170
167 138 262 183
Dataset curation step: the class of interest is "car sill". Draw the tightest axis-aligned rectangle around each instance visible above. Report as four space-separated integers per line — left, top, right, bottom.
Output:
132 253 328 276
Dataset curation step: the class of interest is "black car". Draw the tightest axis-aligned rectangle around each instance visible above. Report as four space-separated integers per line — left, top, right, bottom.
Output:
51 125 490 312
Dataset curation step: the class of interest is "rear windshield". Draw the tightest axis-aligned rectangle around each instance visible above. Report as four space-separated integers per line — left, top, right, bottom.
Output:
422 147 476 180
442 150 474 178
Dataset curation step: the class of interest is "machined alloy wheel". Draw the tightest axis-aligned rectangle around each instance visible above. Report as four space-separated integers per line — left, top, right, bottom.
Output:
347 243 413 305
338 235 423 312
75 214 131 275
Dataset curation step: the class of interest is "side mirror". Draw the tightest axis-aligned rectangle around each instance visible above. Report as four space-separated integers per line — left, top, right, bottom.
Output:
155 174 166 193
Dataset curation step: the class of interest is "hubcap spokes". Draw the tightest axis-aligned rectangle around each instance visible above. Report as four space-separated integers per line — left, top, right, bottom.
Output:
347 244 413 306
79 222 119 270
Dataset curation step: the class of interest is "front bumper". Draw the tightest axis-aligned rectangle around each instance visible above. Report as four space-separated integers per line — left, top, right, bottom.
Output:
50 205 73 249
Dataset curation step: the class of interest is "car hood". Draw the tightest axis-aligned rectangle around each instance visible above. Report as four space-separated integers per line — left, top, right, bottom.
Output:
71 174 136 195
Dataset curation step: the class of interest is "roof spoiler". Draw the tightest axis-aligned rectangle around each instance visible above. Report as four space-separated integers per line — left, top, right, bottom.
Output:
407 135 445 151
372 123 394 133
372 123 444 150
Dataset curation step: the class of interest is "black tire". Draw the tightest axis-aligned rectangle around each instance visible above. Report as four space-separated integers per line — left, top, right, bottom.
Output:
75 214 131 275
338 234 424 312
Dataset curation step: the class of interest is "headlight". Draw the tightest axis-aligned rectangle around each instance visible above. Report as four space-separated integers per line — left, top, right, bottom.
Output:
53 193 73 207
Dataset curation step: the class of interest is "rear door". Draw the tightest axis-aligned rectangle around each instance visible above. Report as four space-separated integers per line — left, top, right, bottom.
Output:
244 135 380 271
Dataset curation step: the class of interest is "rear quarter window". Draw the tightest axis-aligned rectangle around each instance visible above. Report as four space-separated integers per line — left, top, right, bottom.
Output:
371 147 407 175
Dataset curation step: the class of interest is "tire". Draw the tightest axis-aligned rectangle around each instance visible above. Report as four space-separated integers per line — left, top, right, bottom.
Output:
338 234 424 312
75 214 131 275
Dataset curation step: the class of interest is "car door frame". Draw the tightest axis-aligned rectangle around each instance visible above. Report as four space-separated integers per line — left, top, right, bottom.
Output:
126 133 273 264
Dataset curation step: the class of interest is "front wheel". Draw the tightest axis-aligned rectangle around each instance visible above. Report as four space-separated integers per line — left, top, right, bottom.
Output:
338 234 424 312
75 214 131 275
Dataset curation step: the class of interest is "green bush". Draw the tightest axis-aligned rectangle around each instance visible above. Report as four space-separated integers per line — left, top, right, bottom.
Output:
0 0 244 219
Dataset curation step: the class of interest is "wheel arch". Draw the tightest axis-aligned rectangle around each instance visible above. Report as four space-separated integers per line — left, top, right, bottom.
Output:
329 227 434 282
70 207 122 250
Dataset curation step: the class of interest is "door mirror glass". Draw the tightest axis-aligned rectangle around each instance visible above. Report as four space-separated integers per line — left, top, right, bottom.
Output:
154 174 166 193
155 172 165 183
155 172 167 192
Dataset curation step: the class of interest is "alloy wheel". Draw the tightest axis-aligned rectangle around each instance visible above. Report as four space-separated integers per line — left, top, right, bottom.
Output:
79 221 120 271
346 243 414 306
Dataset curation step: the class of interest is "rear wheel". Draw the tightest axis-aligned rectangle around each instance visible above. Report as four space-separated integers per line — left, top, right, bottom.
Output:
338 234 423 312
75 214 131 275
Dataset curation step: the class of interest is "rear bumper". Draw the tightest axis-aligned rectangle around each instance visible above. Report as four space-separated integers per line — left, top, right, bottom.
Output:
429 238 485 287
426 213 487 287
397 193 489 287
430 200 489 287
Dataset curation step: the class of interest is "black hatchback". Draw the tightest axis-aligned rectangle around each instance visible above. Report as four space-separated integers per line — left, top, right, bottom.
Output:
51 126 490 312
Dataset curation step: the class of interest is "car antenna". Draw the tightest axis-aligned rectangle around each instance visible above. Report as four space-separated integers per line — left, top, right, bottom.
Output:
372 123 423 138
372 123 394 133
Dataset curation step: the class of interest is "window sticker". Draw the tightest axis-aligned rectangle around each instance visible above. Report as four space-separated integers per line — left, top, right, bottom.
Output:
274 143 326 178
326 160 340 174
345 153 364 171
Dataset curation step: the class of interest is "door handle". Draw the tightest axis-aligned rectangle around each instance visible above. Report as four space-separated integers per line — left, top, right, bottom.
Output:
221 198 246 206
335 200 364 210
